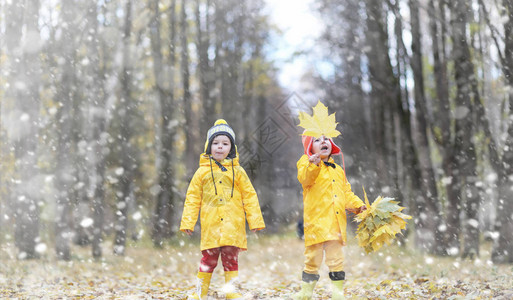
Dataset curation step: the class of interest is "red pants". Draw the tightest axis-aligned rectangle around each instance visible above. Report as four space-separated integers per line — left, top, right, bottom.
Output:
199 246 240 273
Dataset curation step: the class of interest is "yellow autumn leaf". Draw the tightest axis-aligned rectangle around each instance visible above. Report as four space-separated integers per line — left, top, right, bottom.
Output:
152 281 164 287
388 218 403 233
370 225 394 242
379 279 393 286
357 231 369 247
394 211 412 220
298 101 341 138
371 237 386 251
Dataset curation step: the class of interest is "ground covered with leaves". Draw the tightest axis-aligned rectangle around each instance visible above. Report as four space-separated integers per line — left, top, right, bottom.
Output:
1 232 513 299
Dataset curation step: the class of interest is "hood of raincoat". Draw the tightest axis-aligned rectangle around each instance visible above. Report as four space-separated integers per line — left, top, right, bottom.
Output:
302 134 342 157
297 154 364 247
180 153 265 251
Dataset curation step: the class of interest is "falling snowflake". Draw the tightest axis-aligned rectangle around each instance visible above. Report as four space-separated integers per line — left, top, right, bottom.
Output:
80 218 94 228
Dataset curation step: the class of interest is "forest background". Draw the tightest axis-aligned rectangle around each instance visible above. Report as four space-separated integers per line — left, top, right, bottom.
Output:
1 0 513 297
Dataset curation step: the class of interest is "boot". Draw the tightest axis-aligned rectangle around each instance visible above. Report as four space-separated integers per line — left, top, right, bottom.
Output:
188 272 212 300
292 281 317 300
331 280 345 300
329 271 345 300
224 270 243 299
292 272 320 300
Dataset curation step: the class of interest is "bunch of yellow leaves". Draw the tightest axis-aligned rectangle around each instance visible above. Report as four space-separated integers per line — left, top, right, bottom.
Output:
355 187 412 253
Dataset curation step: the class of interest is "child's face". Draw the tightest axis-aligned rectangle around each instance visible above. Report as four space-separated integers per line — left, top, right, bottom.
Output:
211 135 231 161
311 135 332 159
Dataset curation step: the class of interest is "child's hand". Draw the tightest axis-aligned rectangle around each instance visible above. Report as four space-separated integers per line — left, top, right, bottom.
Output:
347 206 367 214
184 229 193 236
309 153 321 165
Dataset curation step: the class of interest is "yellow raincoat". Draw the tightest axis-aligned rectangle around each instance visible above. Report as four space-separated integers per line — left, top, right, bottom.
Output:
180 154 265 251
297 155 364 247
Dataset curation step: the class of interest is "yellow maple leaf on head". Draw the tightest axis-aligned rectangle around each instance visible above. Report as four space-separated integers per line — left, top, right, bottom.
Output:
298 101 341 138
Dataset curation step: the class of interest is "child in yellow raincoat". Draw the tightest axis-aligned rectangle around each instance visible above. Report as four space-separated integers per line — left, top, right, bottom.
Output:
294 131 366 299
180 119 265 300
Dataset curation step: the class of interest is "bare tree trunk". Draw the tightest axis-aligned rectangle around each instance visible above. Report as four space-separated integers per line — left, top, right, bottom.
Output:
54 0 81 261
92 142 107 259
474 0 513 263
450 0 480 259
196 0 216 135
213 0 225 119
0 1 3 232
84 1 109 259
444 148 461 254
339 0 372 183
149 0 166 247
490 0 513 264
429 0 451 139
150 0 177 247
409 0 443 254
181 0 194 175
428 0 460 254
0 50 2 239
390 0 417 245
241 49 255 145
364 0 393 193
114 0 134 256
492 103 513 261
164 0 178 238
493 175 513 263
366 0 441 253
7 0 41 259
365 1 407 210
227 0 244 130
218 2 231 121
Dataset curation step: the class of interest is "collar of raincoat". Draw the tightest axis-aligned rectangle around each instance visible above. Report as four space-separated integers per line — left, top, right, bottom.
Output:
199 153 240 167
325 156 335 164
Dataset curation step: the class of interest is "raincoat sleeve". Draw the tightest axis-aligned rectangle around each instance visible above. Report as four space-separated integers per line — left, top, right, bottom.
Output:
341 170 365 212
297 155 321 188
180 169 203 232
238 167 265 231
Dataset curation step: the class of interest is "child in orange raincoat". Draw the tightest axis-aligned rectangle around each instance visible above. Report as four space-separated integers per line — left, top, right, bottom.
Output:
294 102 366 300
180 119 265 300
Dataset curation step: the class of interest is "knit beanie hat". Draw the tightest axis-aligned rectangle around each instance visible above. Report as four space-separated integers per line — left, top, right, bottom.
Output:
204 119 236 159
